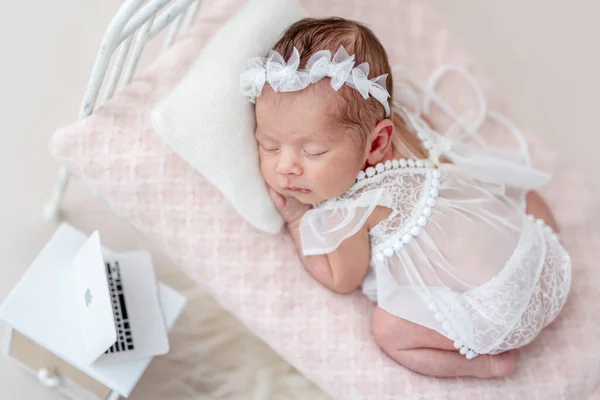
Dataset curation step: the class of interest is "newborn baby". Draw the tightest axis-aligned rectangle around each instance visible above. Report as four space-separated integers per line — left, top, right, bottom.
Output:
240 17 571 378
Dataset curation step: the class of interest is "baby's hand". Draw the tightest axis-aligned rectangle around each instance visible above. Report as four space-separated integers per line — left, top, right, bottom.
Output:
268 187 311 225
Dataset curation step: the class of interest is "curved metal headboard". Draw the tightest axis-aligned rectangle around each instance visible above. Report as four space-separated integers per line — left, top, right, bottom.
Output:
45 0 202 220
80 0 200 117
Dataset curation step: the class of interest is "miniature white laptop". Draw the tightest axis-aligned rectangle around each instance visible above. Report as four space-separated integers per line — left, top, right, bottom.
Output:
73 232 170 364
0 223 187 398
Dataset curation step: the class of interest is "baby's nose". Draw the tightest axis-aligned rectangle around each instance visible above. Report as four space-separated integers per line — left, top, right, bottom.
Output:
276 151 302 176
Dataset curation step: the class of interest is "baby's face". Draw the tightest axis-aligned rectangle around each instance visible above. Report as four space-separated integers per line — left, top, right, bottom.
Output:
255 84 366 205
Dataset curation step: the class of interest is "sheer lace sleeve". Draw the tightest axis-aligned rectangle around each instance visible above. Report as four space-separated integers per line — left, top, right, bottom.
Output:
299 189 384 256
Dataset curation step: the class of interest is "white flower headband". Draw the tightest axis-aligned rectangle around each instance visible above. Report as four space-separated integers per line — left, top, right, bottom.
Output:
240 46 391 117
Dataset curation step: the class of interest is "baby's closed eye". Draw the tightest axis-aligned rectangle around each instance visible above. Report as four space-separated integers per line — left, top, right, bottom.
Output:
302 145 329 157
258 142 280 153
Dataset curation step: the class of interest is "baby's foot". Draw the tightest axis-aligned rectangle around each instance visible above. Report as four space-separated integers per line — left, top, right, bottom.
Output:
478 351 517 378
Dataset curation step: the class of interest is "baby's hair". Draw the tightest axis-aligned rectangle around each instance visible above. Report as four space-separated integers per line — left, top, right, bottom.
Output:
271 17 393 147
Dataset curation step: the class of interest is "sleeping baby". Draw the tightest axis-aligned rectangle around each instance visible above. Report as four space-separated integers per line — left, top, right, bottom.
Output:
239 17 571 378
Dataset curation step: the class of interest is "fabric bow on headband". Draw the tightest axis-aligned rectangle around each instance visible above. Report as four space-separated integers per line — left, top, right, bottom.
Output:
240 46 391 117
346 62 391 116
306 47 356 90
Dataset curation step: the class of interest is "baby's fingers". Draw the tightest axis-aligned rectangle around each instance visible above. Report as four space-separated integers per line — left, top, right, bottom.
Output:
268 187 286 210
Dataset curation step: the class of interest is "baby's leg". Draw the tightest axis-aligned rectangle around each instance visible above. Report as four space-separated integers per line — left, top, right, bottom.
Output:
371 307 516 378
526 191 558 231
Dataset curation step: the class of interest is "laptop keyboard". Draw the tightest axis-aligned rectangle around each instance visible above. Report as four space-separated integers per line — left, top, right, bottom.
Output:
105 261 135 353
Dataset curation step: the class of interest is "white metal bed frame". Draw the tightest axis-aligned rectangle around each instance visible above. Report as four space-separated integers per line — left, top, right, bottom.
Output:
44 0 202 220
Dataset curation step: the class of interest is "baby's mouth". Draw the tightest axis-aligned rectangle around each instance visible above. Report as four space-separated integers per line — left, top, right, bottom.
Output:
285 186 312 195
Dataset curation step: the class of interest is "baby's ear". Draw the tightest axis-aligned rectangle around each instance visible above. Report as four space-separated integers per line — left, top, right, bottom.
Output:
367 119 395 165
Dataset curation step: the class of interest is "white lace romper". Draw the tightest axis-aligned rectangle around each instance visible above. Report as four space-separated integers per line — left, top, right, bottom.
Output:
299 133 572 360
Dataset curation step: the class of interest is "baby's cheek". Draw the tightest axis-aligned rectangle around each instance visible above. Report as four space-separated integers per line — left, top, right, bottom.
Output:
257 155 269 175
322 171 356 198
258 157 276 184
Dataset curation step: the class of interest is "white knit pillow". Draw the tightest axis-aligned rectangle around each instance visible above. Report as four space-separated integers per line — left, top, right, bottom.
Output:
151 0 307 234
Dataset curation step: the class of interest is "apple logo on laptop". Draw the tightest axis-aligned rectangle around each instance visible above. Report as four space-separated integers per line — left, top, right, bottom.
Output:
85 288 93 307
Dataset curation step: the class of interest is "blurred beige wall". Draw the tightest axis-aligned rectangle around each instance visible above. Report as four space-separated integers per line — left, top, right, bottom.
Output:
425 0 599 192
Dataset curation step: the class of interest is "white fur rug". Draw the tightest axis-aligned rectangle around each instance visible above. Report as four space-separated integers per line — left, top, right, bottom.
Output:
130 272 329 400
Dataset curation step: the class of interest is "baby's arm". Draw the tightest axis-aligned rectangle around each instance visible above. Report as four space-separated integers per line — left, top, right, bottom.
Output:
288 219 370 294
269 189 370 294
